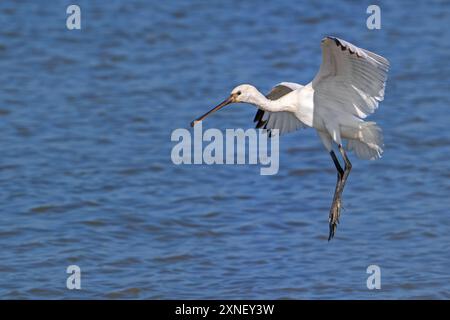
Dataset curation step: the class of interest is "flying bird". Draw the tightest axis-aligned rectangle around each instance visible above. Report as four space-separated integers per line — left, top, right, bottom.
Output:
191 36 389 240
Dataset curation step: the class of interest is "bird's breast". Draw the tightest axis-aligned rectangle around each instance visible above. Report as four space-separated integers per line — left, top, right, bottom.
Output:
294 85 315 127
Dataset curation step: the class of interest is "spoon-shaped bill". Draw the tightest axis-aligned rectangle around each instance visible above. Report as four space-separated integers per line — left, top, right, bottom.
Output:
190 96 234 127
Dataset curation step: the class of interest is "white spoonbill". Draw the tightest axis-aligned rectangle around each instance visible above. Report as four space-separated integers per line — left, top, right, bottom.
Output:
191 36 390 240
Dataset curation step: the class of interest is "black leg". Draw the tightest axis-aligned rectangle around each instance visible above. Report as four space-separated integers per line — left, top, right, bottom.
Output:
330 151 344 178
339 144 352 173
328 145 352 241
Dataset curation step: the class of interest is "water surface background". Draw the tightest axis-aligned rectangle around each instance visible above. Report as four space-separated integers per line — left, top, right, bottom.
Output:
0 0 449 299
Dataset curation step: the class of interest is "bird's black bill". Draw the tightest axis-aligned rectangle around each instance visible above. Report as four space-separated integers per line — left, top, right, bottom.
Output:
190 96 233 127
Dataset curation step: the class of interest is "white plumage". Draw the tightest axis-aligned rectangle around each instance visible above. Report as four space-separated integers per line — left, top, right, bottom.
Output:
191 36 390 240
253 36 389 160
254 82 307 135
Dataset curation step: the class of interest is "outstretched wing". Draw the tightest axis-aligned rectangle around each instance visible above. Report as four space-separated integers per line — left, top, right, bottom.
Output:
312 36 390 119
253 82 306 136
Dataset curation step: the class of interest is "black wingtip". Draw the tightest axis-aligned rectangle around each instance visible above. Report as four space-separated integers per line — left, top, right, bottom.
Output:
253 109 264 123
255 120 267 129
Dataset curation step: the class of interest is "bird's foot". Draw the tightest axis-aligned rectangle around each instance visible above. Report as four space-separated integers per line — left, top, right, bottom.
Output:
328 197 342 241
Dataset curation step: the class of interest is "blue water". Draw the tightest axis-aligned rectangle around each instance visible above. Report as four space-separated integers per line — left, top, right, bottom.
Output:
0 0 449 299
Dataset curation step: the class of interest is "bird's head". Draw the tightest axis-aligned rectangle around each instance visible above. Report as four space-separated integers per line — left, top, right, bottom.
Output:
230 84 260 103
191 84 260 127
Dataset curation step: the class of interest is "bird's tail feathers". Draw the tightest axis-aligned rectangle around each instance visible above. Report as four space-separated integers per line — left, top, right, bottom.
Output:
347 122 383 160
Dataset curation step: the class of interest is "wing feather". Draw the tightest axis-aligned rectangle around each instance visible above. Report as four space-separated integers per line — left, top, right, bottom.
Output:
312 36 389 119
253 83 306 135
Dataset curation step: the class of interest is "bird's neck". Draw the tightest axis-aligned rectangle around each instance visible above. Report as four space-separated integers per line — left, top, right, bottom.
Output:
249 90 292 113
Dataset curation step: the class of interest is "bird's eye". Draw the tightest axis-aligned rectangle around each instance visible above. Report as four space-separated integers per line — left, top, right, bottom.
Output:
237 91 241 95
